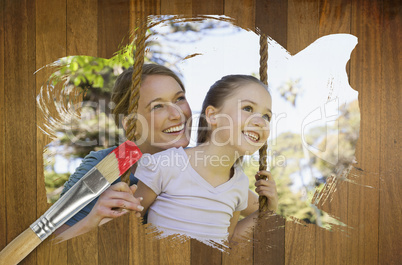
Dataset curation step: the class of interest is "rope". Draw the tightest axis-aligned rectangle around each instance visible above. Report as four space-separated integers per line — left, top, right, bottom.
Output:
259 34 268 86
258 33 269 212
120 20 147 184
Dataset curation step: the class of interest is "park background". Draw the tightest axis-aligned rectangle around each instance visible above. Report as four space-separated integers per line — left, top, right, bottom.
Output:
0 0 400 264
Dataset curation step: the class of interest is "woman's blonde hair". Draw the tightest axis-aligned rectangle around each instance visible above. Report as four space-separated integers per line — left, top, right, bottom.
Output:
111 64 185 127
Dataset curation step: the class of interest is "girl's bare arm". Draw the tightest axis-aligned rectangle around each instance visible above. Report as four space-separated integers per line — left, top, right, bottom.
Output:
228 211 241 242
134 180 158 216
232 171 279 241
240 190 259 217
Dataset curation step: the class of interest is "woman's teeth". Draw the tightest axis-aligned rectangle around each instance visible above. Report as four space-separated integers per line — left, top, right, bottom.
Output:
163 124 184 133
243 131 260 141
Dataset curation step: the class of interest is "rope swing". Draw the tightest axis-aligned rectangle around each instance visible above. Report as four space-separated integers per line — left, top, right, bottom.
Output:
258 33 269 212
120 20 147 184
122 18 270 213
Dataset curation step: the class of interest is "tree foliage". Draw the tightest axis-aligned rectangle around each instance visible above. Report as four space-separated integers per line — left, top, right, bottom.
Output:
42 18 235 202
242 99 359 226
41 19 359 229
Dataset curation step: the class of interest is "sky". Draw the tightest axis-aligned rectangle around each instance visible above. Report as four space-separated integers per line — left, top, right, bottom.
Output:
149 20 359 146
145 19 359 192
55 18 360 195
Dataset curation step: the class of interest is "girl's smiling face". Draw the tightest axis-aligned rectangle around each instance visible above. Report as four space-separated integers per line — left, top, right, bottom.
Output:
208 82 272 155
129 74 192 154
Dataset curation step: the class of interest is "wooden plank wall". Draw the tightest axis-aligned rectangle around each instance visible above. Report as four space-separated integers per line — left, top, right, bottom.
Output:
380 1 401 263
0 0 400 264
3 2 38 265
0 0 5 256
348 1 381 264
315 1 350 264
35 1 67 264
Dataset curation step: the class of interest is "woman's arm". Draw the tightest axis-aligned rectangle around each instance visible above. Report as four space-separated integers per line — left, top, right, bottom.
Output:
54 182 143 242
54 148 125 229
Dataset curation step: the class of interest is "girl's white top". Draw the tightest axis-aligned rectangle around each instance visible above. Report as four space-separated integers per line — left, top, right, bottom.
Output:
135 147 249 246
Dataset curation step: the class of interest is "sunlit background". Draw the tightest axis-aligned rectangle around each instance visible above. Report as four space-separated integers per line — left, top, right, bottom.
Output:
39 17 359 229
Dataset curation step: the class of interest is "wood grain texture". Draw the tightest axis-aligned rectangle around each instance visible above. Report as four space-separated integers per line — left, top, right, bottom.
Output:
318 0 352 103
129 215 146 264
35 0 67 65
348 0 382 264
317 224 351 265
379 1 402 264
224 0 255 30
143 226 161 265
130 0 161 41
254 1 287 264
68 229 99 264
161 0 192 15
159 235 191 265
314 177 349 265
190 239 222 265
67 0 98 57
99 215 130 265
285 221 315 265
319 0 351 36
254 213 285 265
35 0 68 264
287 0 319 55
222 238 253 265
314 1 351 264
192 0 223 16
0 0 6 252
0 227 42 265
132 0 160 18
255 0 287 47
36 235 68 265
129 215 190 265
1 1 401 264
98 0 130 59
318 0 352 104
65 0 99 263
4 1 37 264
96 1 131 264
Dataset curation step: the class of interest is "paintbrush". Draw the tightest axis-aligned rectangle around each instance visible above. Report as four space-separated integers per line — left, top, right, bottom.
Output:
0 140 142 265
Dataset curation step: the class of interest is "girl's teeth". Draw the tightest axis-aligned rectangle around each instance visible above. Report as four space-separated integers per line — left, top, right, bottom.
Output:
164 124 184 133
244 131 259 141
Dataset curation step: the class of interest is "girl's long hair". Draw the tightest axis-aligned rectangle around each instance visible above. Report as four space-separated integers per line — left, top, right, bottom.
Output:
197 75 268 144
196 75 270 172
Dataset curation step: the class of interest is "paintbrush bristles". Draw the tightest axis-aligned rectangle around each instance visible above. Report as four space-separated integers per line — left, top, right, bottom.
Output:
95 152 119 183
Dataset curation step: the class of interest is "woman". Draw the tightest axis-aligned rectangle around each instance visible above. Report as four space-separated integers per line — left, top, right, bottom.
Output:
55 64 274 241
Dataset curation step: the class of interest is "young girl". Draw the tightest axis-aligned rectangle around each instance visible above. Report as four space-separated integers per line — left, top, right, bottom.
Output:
134 75 276 245
55 65 270 241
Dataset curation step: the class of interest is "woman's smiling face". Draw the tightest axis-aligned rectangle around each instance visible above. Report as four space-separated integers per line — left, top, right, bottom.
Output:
130 74 192 154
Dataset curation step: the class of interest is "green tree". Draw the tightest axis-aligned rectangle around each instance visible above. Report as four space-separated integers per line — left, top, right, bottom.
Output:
40 19 236 202
312 100 360 177
242 100 360 228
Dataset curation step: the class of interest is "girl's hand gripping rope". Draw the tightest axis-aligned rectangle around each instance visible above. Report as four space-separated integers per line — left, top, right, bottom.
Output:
255 171 278 212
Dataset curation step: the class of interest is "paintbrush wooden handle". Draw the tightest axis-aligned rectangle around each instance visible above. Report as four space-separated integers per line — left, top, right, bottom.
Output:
0 228 42 265
0 141 141 264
